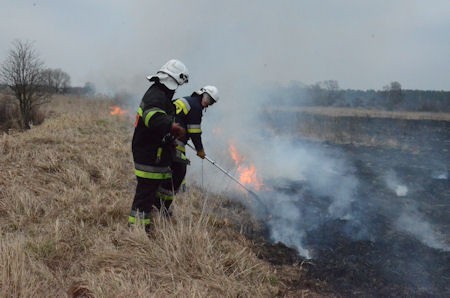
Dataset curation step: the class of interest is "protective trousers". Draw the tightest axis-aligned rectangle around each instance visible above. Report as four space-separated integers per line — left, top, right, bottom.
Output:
159 161 187 210
129 176 173 228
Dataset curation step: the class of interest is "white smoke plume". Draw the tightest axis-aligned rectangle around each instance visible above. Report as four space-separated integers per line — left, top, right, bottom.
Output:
383 169 408 197
395 203 449 251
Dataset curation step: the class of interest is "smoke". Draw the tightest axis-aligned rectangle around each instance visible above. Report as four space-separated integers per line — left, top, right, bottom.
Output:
264 193 311 258
383 169 408 197
395 203 449 251
215 134 359 259
185 74 450 258
431 166 448 180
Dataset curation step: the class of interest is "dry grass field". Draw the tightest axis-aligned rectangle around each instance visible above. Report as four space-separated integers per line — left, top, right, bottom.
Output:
0 96 312 297
268 106 450 121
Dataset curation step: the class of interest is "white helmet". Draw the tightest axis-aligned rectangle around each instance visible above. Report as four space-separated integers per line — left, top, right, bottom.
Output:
196 85 219 102
147 59 189 90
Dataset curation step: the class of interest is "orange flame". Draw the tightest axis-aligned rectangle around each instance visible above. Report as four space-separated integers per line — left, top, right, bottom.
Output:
229 143 244 164
228 143 264 191
109 105 128 116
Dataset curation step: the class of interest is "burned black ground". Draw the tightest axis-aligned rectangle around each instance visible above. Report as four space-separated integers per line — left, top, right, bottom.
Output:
245 143 449 297
238 117 450 297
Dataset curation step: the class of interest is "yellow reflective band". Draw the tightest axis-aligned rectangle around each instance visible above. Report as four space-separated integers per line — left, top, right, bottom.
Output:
137 107 166 127
135 169 172 179
145 110 163 127
134 163 171 174
176 145 186 153
156 147 162 161
187 128 202 133
157 192 173 201
128 216 151 225
174 99 189 115
187 124 201 133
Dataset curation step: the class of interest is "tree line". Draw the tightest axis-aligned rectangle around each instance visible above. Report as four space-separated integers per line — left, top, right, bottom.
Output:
268 80 450 113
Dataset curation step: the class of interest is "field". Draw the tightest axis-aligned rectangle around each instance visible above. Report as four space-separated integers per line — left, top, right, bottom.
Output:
262 107 449 296
0 96 309 297
1 95 449 297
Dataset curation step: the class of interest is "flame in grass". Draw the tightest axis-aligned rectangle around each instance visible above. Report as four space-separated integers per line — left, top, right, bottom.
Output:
109 105 128 116
229 143 264 191
229 143 244 165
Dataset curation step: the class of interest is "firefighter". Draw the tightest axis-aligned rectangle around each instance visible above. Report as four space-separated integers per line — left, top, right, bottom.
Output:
159 86 219 211
129 59 189 230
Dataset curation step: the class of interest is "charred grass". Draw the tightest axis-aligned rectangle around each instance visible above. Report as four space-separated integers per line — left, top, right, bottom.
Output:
0 96 313 297
266 106 450 150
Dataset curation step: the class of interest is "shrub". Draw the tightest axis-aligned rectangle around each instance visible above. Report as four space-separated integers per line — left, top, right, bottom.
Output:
0 95 45 131
0 95 20 131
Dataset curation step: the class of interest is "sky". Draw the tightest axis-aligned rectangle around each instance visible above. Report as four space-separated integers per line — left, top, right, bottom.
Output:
0 0 449 94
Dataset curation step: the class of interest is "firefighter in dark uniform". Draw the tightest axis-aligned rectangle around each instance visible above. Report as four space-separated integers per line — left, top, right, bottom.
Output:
159 86 219 211
129 59 189 229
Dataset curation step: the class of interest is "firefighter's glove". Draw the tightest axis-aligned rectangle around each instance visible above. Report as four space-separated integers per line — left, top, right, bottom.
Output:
196 150 206 159
170 123 186 139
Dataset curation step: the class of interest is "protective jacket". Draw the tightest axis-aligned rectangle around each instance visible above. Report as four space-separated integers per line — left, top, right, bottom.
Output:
172 94 204 154
132 82 176 179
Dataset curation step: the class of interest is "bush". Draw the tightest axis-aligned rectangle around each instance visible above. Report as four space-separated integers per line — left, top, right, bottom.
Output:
0 95 20 131
0 95 46 131
30 107 45 127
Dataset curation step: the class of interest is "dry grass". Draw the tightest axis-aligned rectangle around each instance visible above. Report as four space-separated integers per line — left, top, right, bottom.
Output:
0 96 294 297
268 106 450 121
266 106 449 150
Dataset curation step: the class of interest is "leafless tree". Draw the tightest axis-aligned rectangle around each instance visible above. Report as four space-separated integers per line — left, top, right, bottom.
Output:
0 40 49 129
42 68 71 93
383 81 403 110
55 69 71 93
309 80 341 106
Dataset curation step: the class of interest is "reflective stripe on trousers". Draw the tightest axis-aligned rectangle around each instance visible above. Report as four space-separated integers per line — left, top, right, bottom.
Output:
134 162 172 179
157 187 174 201
128 209 151 225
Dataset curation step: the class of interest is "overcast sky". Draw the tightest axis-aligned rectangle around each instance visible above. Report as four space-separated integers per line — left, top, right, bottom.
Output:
1 0 449 93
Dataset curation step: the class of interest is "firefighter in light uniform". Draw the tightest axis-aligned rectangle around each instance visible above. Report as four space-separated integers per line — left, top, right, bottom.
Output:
159 86 219 211
129 59 189 230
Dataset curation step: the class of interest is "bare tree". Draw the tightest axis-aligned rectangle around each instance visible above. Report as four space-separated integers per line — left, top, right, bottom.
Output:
54 69 71 93
309 80 341 106
41 68 71 94
0 40 49 129
41 68 54 92
382 81 403 110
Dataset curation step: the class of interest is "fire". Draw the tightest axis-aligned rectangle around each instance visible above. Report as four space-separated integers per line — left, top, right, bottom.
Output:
229 143 244 164
109 105 128 116
228 143 264 191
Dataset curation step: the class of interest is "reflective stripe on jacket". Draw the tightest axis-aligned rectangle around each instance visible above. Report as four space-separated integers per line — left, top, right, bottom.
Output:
132 82 176 175
172 95 204 152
